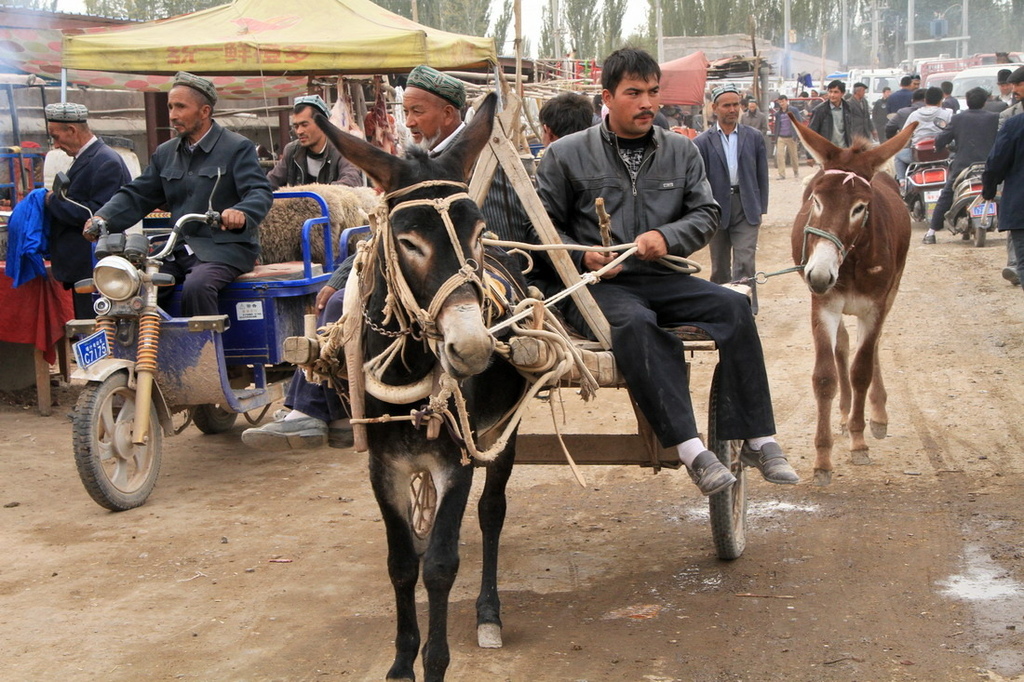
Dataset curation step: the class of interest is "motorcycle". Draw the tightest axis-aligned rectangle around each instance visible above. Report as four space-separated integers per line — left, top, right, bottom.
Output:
55 172 337 511
943 162 999 247
903 138 950 224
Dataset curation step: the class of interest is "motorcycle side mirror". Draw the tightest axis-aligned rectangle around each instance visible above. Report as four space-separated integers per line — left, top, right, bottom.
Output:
53 172 71 200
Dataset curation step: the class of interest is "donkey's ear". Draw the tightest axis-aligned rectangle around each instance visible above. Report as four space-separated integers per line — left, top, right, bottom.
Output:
865 121 917 171
315 114 405 192
438 92 498 180
790 111 836 167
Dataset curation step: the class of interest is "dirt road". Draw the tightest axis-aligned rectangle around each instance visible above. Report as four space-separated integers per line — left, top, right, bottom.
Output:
2 173 1023 682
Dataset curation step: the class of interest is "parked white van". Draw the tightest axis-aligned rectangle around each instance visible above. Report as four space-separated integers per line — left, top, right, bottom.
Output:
847 68 904 104
951 64 1011 107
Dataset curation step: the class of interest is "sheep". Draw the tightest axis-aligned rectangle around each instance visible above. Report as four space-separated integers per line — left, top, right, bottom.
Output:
259 183 378 266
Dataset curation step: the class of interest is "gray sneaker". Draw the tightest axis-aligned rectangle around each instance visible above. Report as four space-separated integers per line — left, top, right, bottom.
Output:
687 450 737 496
1002 267 1020 287
242 417 327 451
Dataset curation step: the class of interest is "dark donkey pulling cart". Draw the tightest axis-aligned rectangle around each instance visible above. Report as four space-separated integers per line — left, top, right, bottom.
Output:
283 92 760 680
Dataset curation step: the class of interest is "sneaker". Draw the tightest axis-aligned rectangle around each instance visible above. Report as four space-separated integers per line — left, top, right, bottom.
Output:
740 441 799 484
922 233 936 245
271 407 292 422
242 417 328 451
1002 267 1021 287
687 450 736 496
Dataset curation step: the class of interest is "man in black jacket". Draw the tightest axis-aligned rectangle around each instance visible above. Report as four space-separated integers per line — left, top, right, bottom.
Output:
89 71 273 317
809 80 854 148
265 95 361 189
923 87 999 244
44 102 132 318
536 48 798 494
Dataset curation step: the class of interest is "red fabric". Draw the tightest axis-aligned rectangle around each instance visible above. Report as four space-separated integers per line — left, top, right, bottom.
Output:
0 264 74 364
659 51 710 106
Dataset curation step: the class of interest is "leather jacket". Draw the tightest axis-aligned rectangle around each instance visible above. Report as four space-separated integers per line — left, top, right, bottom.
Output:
536 118 720 277
266 139 362 189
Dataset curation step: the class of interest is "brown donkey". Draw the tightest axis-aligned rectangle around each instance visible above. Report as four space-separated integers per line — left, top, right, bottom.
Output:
788 114 916 485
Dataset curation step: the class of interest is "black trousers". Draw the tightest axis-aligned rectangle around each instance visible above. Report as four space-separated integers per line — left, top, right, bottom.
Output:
158 250 243 317
562 272 776 447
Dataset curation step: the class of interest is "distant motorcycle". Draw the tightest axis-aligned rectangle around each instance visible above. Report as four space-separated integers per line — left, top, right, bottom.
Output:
943 162 999 247
903 138 949 224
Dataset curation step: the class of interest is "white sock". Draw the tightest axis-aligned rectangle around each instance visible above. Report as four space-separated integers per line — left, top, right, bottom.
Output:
284 410 314 422
925 228 936 237
675 438 706 467
745 436 777 451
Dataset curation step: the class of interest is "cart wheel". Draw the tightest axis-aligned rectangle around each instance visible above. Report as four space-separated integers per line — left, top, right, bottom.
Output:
192 404 238 434
707 366 746 560
910 198 926 223
973 222 987 247
72 373 162 511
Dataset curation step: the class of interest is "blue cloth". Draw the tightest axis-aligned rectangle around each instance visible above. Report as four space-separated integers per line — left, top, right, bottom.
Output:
5 188 50 287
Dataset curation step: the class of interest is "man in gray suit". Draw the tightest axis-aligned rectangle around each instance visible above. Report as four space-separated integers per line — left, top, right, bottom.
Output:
88 71 273 316
693 84 770 314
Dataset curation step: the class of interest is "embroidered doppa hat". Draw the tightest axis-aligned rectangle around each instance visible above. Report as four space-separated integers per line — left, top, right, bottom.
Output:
407 65 466 109
44 102 89 123
711 84 741 102
294 94 331 118
173 71 218 106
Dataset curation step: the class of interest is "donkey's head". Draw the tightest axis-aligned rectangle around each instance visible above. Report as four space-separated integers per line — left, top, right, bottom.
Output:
316 93 498 379
788 114 916 294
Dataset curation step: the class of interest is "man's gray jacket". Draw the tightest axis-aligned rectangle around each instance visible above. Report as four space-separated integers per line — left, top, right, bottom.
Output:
536 119 720 277
266 139 361 189
99 120 273 273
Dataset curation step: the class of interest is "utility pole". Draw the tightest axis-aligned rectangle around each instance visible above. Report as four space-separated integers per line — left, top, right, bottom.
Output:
841 0 848 68
552 0 561 67
783 0 791 79
655 0 664 63
907 0 915 66
871 0 879 67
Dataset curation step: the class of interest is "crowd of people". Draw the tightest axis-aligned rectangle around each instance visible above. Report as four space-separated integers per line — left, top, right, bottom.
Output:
33 48 1024 495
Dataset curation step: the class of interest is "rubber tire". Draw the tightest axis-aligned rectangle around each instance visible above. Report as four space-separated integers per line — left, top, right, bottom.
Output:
974 222 987 248
192 404 238 434
73 373 162 511
911 197 926 223
706 365 747 561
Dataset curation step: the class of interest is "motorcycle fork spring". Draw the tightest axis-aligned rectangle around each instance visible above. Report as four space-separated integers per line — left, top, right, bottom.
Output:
96 315 116 354
136 312 161 374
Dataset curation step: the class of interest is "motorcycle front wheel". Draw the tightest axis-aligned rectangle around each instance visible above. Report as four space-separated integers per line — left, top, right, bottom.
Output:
73 372 162 511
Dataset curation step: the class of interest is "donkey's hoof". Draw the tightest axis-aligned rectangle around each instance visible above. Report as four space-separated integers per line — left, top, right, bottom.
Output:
850 449 871 465
870 420 888 439
478 622 503 649
813 469 832 486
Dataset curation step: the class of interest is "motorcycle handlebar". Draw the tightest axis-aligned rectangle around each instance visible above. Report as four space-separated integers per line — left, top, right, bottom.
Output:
149 211 221 261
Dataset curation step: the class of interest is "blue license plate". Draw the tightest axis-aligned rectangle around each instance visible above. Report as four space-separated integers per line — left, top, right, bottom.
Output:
971 202 997 217
73 330 110 369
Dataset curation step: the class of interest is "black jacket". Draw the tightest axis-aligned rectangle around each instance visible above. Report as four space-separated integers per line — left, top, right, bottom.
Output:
809 100 854 147
99 121 273 273
936 108 1000 179
46 139 131 284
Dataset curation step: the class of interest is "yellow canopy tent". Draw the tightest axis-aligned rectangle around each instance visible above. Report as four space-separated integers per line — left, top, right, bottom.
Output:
61 0 496 75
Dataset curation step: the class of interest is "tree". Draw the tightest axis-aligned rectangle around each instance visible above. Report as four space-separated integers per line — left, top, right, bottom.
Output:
538 5 557 59
491 0 514 55
83 0 222 21
562 0 600 59
600 0 628 58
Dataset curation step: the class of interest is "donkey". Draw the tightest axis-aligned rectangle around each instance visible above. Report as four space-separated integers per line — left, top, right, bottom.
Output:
789 114 917 485
314 93 528 681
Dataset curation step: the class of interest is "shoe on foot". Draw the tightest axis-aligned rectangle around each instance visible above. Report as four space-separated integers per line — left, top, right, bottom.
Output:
740 441 799 484
1002 267 1021 287
242 416 327 451
922 233 936 245
687 450 736 496
271 407 292 422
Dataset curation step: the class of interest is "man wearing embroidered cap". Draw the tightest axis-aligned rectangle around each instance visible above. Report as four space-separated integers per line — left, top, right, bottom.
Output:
694 84 770 314
89 71 273 317
44 102 132 318
266 94 361 189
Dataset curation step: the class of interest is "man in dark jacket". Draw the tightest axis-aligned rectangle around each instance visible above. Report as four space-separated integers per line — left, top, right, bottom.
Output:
536 48 798 494
885 87 926 140
694 85 769 314
923 87 999 244
984 106 1024 290
809 80 854 148
89 71 273 316
872 87 892 140
265 95 361 189
43 102 131 318
887 75 915 114
846 82 876 142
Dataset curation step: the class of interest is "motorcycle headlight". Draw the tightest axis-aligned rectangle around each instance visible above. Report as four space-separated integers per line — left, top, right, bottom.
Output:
93 256 141 302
